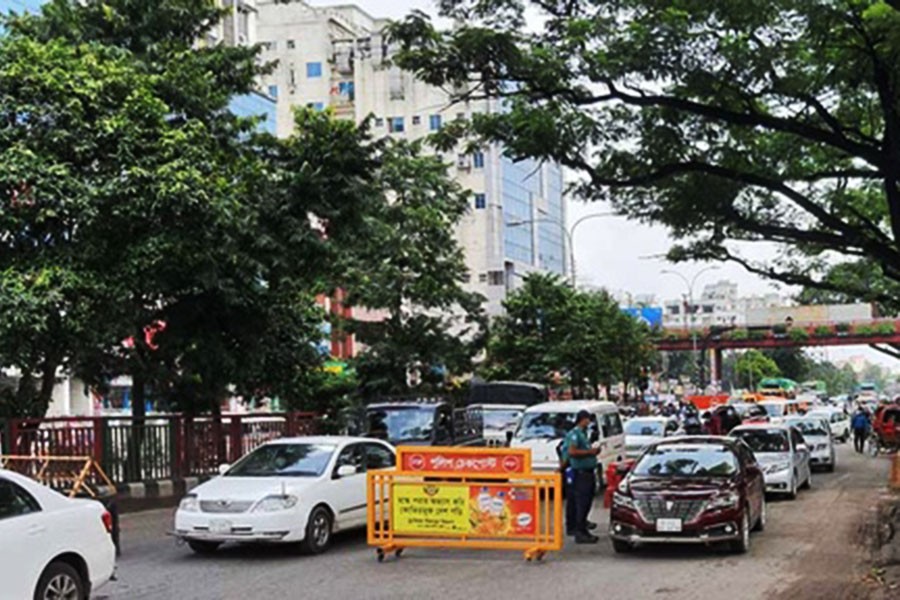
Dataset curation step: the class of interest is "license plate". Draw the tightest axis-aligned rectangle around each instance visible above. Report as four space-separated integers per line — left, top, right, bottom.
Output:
209 519 232 534
656 518 682 532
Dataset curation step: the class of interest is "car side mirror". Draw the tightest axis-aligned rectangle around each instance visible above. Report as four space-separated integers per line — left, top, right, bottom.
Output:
615 462 632 476
336 464 358 478
218 463 230 476
796 444 808 453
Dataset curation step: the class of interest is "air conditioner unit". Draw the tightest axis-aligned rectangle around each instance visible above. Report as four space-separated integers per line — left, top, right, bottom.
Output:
457 154 471 170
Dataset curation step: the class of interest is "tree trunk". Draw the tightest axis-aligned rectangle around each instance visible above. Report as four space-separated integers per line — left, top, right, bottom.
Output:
125 369 146 482
36 358 58 417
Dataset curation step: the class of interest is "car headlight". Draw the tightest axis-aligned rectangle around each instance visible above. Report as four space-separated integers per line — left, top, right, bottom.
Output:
252 494 299 513
612 492 635 510
816 444 828 451
179 494 199 512
707 492 739 510
617 478 629 493
766 461 791 474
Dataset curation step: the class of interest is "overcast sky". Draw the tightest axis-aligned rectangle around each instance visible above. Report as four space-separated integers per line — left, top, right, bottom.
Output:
315 1 896 369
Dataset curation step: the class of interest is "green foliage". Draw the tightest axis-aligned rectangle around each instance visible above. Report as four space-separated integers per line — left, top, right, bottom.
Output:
875 322 896 335
729 329 749 341
814 325 833 337
748 330 768 341
855 325 876 336
735 350 781 389
389 0 900 313
487 274 655 399
789 328 810 342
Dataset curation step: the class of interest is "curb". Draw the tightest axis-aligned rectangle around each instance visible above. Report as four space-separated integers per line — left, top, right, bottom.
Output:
101 476 211 513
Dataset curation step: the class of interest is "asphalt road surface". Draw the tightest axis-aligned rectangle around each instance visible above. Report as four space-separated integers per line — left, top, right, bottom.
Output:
97 444 890 600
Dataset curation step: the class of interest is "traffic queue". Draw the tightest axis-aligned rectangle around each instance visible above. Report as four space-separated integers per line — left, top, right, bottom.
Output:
0 384 877 600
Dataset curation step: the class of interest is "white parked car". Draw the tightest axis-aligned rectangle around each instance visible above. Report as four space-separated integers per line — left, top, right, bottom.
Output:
784 415 836 472
0 469 116 600
808 408 851 443
623 416 680 459
730 424 812 499
173 436 395 555
476 404 526 446
511 400 625 484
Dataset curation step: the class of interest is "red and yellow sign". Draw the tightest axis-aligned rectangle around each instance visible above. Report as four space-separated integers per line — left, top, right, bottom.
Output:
397 447 530 475
392 482 537 538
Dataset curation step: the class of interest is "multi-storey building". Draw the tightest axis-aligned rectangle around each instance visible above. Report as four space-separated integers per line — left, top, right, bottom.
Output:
662 280 786 329
256 0 567 316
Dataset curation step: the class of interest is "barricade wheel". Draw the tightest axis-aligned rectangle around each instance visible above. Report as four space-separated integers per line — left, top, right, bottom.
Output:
376 549 385 563
395 548 404 558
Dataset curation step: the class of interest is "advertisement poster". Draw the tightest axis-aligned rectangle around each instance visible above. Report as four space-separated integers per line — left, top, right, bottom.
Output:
393 483 537 538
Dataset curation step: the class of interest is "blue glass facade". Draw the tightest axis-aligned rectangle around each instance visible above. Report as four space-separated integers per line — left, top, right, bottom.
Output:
228 91 277 135
501 156 540 266
539 165 565 274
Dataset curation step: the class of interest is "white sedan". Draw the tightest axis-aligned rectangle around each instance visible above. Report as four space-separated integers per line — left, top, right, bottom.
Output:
174 436 395 555
0 469 116 600
624 416 680 459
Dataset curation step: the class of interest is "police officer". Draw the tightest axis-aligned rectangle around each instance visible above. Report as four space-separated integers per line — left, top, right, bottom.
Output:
565 410 601 544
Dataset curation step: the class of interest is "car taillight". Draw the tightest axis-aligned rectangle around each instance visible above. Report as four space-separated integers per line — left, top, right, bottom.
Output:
102 510 113 534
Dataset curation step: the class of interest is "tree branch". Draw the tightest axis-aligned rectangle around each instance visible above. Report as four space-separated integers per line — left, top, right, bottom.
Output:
870 344 900 360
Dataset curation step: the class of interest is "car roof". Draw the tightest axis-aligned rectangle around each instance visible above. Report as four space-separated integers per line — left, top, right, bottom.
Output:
628 416 671 423
367 402 443 409
732 423 791 432
475 404 527 410
525 400 619 413
265 435 393 446
653 435 737 449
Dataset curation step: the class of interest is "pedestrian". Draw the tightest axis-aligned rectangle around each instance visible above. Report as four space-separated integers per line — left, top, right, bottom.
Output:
565 410 601 544
851 405 871 453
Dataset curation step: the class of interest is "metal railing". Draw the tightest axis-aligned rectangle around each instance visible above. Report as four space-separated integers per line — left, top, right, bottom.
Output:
0 412 318 484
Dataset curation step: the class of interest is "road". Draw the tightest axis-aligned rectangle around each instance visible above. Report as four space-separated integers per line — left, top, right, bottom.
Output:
97 444 889 600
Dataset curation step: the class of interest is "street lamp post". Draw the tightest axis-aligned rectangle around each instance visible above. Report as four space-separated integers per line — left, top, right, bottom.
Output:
661 266 720 389
507 212 615 284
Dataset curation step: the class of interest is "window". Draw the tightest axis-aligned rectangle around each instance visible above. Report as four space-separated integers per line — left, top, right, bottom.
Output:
474 193 487 209
262 41 276 51
306 62 323 78
365 444 396 470
334 444 364 477
338 81 355 102
289 68 296 86
456 112 465 120
412 115 421 125
601 413 624 437
267 85 278 99
374 117 384 127
0 478 41 521
287 40 295 49
473 151 485 169
388 117 405 133
429 114 442 131
478 273 488 283
307 102 325 112
488 270 505 286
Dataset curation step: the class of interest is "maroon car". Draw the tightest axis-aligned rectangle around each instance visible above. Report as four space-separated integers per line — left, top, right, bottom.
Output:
609 436 766 554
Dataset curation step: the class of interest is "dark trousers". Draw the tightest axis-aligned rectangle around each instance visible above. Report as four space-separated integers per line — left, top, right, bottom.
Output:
565 474 576 533
854 429 867 453
572 469 596 536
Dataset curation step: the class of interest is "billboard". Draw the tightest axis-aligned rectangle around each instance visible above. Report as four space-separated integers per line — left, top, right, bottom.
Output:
745 304 873 327
623 307 663 328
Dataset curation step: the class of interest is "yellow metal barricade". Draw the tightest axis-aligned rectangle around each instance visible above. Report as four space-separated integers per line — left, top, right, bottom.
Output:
367 447 562 562
0 455 115 498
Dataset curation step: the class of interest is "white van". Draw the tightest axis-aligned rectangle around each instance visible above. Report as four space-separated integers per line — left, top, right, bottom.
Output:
511 400 626 482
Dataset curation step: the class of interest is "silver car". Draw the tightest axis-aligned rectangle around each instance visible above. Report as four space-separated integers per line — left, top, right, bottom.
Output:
730 424 812 499
784 416 835 472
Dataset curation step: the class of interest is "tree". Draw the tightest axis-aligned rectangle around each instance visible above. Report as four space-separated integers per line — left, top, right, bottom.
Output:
735 350 781 390
343 139 486 398
389 0 900 317
763 348 810 382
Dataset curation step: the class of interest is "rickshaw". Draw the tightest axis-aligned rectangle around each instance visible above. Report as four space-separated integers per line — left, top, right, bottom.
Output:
866 404 900 456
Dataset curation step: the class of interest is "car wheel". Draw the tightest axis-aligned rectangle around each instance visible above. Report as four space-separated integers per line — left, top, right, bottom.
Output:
611 539 632 554
188 540 222 555
34 561 84 600
801 468 812 490
787 472 798 500
302 505 333 555
729 509 751 554
752 498 766 532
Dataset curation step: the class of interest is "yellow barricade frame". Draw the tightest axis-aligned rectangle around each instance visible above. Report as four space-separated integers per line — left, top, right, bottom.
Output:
1 455 115 499
367 469 562 562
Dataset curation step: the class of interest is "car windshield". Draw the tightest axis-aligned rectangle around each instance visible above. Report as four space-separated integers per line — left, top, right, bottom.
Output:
483 409 523 431
632 445 738 477
760 403 785 417
515 412 578 440
732 429 790 453
225 443 336 477
367 406 435 443
625 420 664 437
785 419 829 437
